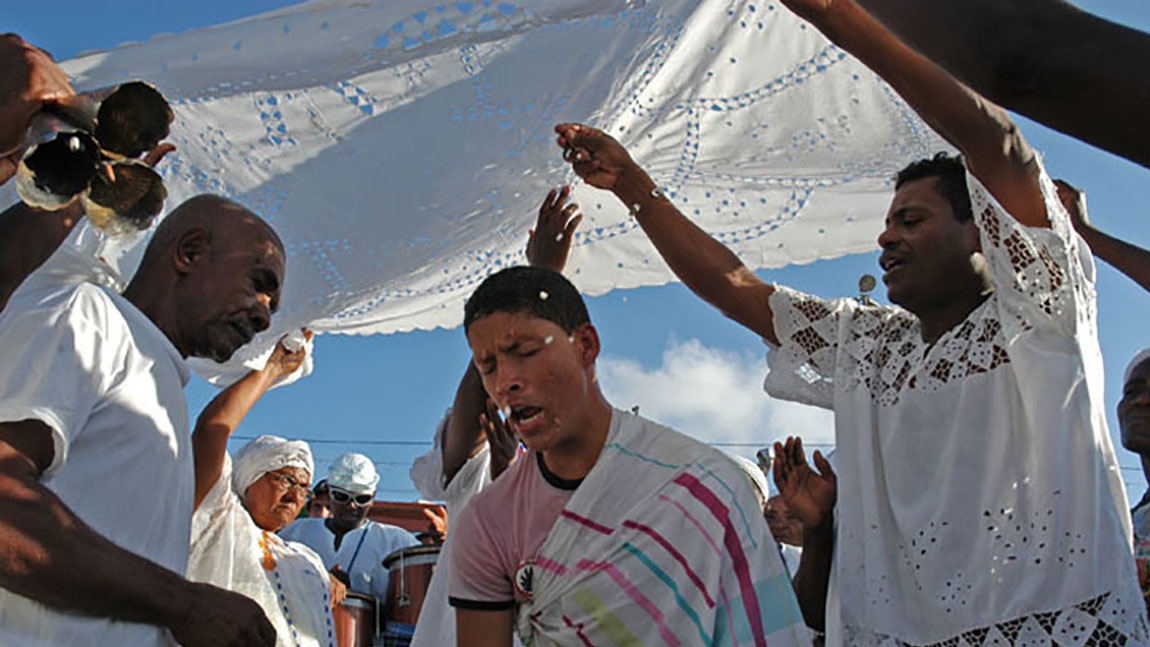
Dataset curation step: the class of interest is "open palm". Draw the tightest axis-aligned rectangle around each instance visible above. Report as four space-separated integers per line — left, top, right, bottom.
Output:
772 437 836 530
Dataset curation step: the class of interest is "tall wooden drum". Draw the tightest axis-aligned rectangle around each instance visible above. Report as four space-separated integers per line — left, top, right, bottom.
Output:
334 591 376 647
380 545 441 646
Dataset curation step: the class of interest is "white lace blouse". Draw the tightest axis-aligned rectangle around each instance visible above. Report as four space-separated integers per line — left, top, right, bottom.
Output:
764 159 1146 647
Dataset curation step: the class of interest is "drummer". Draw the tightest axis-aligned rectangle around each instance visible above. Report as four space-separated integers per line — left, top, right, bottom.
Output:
281 453 421 602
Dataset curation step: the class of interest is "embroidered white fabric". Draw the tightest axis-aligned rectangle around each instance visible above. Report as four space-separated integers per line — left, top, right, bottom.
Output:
763 160 1147 646
2 0 947 384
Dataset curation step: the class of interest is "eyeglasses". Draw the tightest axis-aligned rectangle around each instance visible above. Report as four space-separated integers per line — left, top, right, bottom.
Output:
329 486 373 506
266 471 310 497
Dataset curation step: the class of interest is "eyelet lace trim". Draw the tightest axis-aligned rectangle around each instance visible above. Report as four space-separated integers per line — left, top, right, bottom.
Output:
843 591 1149 647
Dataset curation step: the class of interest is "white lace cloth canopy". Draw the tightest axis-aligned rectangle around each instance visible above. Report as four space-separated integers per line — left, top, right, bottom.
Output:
13 0 948 383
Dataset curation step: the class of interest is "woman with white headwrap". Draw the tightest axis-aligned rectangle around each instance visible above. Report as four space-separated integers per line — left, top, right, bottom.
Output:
188 334 343 647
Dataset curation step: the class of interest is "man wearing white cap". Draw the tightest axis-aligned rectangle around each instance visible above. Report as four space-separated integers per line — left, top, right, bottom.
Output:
1121 350 1150 611
281 452 419 601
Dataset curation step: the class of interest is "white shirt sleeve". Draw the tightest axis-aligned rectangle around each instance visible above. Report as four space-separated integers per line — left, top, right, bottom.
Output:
0 285 127 476
410 409 452 501
967 156 1095 343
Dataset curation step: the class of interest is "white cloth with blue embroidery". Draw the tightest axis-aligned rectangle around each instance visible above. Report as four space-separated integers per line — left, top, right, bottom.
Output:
189 454 336 647
3 0 949 385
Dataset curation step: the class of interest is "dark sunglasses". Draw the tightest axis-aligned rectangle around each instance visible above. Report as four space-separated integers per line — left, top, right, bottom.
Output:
329 486 373 506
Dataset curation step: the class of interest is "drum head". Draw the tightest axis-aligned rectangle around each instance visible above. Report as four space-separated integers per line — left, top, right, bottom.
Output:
341 592 376 610
382 544 441 569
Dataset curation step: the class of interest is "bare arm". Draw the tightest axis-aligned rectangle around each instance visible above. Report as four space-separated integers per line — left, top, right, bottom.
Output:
856 0 1150 172
0 201 84 312
1057 179 1150 295
456 608 515 647
0 420 275 647
773 437 836 631
192 335 310 508
0 34 75 184
555 124 779 344
791 515 834 631
441 364 490 486
787 0 1047 228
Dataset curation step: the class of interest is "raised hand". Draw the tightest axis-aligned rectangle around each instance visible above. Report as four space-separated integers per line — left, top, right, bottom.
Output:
328 574 347 611
479 397 519 481
1054 179 1090 234
778 0 841 23
554 123 638 192
421 505 448 540
526 185 583 272
0 34 75 185
261 330 313 384
772 437 836 531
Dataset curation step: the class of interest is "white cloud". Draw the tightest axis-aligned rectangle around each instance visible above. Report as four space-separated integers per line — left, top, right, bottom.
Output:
598 338 835 461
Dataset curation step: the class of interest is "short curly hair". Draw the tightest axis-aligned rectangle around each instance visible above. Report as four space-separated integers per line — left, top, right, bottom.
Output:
895 152 973 222
464 266 590 334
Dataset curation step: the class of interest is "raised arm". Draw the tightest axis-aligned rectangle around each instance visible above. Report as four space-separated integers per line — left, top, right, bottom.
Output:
855 0 1150 171
192 334 310 508
0 201 84 312
772 437 836 631
1057 179 1150 295
0 420 276 647
555 124 779 344
0 34 75 185
784 0 1047 228
443 187 582 483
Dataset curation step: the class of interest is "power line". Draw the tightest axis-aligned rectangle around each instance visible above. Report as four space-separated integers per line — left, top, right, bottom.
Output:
233 435 432 447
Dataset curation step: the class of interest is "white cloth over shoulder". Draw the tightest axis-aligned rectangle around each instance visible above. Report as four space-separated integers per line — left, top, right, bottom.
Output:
409 409 522 647
764 158 1146 646
0 283 193 647
279 518 420 601
4 0 947 384
189 454 336 647
514 409 810 647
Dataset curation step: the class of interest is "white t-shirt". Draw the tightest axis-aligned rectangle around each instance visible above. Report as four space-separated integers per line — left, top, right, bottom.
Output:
279 517 419 601
189 454 336 647
764 161 1146 646
0 283 193 647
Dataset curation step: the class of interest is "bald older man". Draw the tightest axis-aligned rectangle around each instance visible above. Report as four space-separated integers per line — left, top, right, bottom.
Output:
0 195 283 647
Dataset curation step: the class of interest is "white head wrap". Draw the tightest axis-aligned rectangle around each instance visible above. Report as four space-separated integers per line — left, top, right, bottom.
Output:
232 435 314 496
328 452 379 495
1125 348 1150 386
732 455 770 507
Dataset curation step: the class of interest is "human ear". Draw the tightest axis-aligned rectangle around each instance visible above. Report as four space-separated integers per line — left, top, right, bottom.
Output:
173 228 211 274
573 323 600 366
964 219 982 253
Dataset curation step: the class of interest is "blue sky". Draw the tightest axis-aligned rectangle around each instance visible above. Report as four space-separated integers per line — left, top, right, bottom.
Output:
6 1 1150 501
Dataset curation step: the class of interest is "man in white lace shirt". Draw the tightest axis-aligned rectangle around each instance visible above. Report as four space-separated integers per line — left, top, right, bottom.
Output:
553 0 1145 644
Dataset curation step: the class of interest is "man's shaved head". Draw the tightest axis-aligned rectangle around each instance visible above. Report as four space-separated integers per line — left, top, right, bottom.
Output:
138 195 283 270
125 194 286 362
